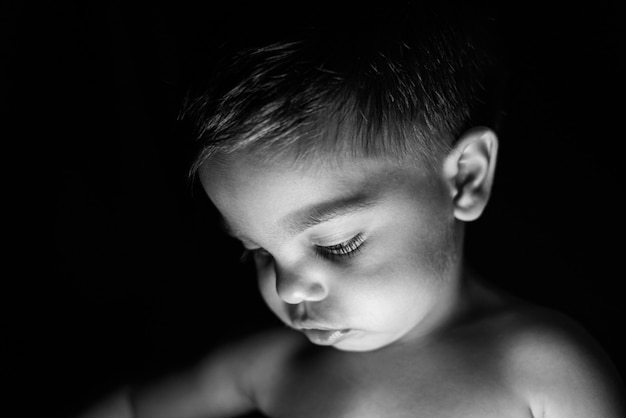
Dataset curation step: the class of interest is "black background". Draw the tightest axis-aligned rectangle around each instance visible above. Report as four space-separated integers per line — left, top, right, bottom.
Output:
4 1 625 417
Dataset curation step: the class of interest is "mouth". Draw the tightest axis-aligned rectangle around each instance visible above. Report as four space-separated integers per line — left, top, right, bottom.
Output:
299 328 352 345
289 313 353 346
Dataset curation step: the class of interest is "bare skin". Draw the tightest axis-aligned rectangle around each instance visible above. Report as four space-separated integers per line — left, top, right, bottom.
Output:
78 129 625 417
128 279 624 418
246 279 532 418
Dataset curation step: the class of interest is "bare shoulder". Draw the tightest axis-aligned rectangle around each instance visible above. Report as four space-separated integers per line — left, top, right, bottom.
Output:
219 325 308 361
201 327 307 402
492 304 626 418
129 327 303 418
210 326 307 375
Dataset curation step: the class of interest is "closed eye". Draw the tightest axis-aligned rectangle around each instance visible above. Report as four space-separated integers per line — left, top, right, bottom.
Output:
316 233 365 260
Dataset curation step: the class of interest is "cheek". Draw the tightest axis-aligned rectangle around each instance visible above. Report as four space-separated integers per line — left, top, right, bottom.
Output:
333 251 433 318
333 270 435 339
353 258 436 309
365 221 453 281
335 219 455 317
391 201 458 279
417 216 458 278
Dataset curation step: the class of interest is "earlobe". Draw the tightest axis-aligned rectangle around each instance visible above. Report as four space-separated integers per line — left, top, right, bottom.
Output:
443 127 498 222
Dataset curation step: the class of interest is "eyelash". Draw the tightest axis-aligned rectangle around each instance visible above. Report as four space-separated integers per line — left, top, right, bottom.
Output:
316 233 365 260
239 233 366 264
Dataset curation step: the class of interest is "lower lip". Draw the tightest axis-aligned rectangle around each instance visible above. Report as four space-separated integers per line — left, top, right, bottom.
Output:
302 329 352 345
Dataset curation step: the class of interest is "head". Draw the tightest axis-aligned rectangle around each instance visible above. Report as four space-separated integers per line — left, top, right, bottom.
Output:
184 3 500 351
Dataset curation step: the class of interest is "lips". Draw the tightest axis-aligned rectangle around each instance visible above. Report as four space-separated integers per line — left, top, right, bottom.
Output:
290 313 352 345
300 328 352 345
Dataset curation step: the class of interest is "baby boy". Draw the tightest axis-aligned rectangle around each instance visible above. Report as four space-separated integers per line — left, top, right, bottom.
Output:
80 3 625 417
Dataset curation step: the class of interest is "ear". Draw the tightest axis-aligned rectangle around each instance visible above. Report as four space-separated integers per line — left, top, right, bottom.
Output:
443 127 498 222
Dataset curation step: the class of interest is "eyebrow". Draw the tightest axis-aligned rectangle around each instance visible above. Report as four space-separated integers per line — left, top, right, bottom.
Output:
281 192 379 236
218 191 380 242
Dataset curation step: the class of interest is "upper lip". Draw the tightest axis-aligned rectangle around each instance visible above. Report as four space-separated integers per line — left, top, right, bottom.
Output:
288 305 347 331
291 319 346 331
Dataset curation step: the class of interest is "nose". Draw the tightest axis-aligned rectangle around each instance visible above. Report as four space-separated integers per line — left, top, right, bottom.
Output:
274 262 329 304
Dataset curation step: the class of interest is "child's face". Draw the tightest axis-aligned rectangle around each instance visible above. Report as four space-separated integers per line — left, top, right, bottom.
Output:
200 152 463 352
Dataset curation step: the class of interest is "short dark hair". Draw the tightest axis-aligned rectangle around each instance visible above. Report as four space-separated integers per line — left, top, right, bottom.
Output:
182 2 498 177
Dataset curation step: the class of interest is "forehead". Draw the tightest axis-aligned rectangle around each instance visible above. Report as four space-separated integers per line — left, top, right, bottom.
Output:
199 151 441 242
201 151 427 201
